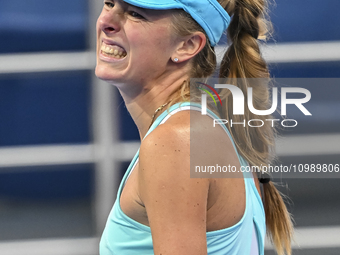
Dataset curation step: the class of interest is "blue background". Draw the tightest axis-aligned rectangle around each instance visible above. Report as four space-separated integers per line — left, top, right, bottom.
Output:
1 0 339 198
0 0 339 242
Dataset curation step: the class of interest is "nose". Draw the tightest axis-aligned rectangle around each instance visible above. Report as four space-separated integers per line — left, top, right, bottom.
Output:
97 6 123 35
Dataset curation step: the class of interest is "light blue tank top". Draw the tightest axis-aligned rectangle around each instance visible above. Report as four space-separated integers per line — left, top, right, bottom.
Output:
100 102 266 255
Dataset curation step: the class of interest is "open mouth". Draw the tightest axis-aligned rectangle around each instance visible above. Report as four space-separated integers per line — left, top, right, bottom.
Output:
100 42 127 59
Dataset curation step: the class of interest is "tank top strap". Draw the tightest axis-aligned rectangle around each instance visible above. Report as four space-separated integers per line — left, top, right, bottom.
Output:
143 101 192 140
118 101 253 198
151 102 253 178
146 102 253 178
117 102 192 198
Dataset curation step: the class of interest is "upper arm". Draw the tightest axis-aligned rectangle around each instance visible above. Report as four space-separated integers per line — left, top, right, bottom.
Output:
139 121 209 255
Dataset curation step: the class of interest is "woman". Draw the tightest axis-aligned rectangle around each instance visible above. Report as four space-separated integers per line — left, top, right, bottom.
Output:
96 0 293 254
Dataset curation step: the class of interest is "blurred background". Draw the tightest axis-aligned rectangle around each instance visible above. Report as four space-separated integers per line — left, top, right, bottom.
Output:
0 0 339 254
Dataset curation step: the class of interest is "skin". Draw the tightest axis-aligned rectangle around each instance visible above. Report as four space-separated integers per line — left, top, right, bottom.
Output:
96 0 204 138
96 1 262 254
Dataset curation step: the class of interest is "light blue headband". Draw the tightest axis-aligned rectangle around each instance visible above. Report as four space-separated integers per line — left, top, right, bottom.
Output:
123 0 231 47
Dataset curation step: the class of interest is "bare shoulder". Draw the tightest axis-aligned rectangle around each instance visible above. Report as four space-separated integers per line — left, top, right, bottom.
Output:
139 108 216 179
139 109 193 184
138 109 209 254
140 108 239 178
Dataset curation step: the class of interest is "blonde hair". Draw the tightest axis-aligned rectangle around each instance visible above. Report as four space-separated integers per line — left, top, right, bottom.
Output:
169 0 294 254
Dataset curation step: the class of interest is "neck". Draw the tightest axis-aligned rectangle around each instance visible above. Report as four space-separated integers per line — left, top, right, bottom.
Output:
117 71 189 140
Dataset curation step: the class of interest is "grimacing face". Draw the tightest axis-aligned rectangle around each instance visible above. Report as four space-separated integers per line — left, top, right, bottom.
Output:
95 0 180 88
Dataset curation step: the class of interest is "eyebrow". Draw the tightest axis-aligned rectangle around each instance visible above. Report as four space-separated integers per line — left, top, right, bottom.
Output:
117 0 171 19
116 0 149 14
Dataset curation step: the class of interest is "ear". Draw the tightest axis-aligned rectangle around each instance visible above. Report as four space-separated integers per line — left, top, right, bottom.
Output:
172 32 206 63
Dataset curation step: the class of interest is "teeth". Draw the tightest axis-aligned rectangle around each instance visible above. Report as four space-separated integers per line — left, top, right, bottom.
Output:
101 43 127 58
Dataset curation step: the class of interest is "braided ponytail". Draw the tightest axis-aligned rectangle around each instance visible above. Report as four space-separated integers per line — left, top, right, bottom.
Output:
219 0 294 254
169 1 294 253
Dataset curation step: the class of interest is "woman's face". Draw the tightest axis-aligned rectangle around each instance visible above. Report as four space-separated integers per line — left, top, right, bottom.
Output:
95 0 179 87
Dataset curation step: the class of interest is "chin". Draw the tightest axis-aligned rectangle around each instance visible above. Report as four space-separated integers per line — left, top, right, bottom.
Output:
95 66 127 87
95 65 105 79
96 65 115 81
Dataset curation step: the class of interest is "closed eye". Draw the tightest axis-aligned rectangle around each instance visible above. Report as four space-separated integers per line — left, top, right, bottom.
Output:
128 11 145 19
104 1 114 8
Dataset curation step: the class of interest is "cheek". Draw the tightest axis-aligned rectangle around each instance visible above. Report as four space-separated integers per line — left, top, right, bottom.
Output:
151 27 173 49
128 26 149 48
129 25 173 55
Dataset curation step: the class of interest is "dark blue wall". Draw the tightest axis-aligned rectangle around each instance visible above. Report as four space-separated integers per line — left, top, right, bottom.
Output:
0 0 339 200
